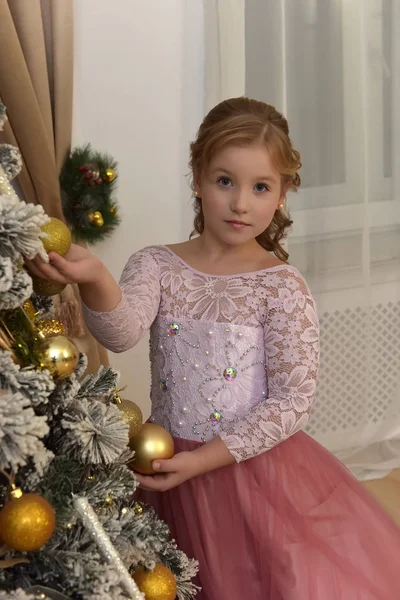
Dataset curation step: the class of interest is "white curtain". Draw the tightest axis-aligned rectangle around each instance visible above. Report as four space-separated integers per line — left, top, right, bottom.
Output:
204 0 400 481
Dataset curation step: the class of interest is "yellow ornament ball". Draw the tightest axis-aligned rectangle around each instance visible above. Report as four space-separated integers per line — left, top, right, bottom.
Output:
128 423 174 475
31 275 66 297
133 564 177 600
88 211 104 227
104 167 116 182
36 318 66 337
40 217 71 256
36 334 79 379
114 395 143 443
0 493 56 552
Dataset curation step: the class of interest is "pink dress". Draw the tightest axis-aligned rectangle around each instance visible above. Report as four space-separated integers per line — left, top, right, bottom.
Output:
84 245 400 600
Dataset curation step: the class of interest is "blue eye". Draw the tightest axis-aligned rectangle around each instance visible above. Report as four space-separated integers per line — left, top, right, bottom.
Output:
217 177 232 187
254 183 269 193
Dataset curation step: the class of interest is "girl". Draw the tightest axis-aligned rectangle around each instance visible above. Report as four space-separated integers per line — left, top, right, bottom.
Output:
28 98 400 599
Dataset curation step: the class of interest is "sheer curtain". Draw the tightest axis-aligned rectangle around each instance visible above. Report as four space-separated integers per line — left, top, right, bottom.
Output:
204 0 400 481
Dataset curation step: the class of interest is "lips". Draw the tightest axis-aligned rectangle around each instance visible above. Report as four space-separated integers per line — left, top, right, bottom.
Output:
225 220 250 230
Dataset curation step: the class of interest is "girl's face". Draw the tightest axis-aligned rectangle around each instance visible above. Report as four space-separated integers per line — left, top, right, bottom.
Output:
196 143 284 248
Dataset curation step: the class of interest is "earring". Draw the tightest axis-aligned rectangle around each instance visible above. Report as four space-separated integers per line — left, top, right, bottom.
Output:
279 202 285 209
194 191 198 197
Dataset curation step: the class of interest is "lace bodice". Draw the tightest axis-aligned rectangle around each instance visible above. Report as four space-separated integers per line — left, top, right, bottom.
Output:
83 246 319 462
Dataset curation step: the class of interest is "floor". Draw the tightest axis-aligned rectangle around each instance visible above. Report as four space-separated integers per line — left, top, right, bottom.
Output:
362 468 400 527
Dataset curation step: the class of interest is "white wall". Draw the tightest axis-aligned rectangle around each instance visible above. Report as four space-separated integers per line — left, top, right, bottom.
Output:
73 0 204 417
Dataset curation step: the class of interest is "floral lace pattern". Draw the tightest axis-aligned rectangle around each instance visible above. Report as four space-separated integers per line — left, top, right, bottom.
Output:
84 246 319 462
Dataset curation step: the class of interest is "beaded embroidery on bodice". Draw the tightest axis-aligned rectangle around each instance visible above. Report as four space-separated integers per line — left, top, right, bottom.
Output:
83 246 319 462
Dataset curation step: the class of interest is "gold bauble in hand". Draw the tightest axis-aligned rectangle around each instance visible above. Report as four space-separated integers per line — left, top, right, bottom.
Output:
36 334 79 379
40 217 71 256
36 318 66 337
104 167 116 182
114 395 143 443
132 563 177 600
88 211 104 227
31 275 66 297
128 423 174 475
0 492 56 552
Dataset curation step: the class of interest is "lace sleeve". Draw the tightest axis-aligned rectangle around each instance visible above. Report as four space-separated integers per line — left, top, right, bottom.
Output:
220 270 319 462
82 247 161 353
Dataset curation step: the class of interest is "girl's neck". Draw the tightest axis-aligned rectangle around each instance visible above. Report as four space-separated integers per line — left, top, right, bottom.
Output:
167 233 284 277
193 232 261 264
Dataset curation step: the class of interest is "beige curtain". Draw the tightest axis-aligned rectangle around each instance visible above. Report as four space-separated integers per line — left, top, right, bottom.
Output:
0 0 108 373
204 0 245 112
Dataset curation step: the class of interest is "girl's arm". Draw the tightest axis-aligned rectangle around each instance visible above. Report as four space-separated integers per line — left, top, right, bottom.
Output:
27 245 161 353
136 268 319 492
219 269 319 462
82 247 161 353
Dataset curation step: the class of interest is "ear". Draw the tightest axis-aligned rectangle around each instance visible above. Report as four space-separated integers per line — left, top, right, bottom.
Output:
192 171 202 198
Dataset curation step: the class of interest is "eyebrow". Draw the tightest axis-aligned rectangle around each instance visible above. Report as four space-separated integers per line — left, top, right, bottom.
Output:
212 167 278 184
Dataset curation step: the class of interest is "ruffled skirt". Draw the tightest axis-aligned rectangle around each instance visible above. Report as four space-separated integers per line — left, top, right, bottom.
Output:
138 432 400 599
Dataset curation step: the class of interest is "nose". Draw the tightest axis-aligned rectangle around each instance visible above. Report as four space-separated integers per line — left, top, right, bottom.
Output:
230 187 249 215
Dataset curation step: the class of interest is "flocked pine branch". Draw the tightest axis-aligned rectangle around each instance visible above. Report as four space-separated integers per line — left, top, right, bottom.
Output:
0 390 51 474
77 365 119 399
0 100 6 130
0 195 49 261
60 398 129 464
0 352 55 407
0 264 32 310
0 591 40 600
0 256 13 292
0 144 23 180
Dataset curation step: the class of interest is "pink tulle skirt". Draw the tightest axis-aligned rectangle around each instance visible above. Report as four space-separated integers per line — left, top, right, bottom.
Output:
137 432 400 599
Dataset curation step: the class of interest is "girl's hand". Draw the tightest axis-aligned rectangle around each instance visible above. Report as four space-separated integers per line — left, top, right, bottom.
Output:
25 243 105 285
135 451 199 492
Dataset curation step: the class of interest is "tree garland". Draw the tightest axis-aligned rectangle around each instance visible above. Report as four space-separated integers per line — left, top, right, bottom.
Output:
60 145 120 244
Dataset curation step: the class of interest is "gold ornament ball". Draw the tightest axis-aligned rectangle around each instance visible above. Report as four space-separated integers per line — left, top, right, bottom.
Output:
88 211 104 227
132 564 177 600
40 217 71 256
133 502 143 516
32 275 66 297
36 334 79 379
115 398 143 443
36 318 66 337
104 167 116 182
109 205 118 217
128 423 174 475
0 493 56 552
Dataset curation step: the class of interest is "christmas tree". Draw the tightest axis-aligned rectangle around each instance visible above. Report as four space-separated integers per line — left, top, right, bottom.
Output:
0 100 199 600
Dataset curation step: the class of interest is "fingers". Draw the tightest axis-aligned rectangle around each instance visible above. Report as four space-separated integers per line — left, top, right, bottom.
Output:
152 458 176 473
48 252 71 274
135 472 173 492
25 255 69 284
24 259 44 278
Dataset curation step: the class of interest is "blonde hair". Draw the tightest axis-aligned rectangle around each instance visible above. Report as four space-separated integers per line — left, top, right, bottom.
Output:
189 97 301 262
